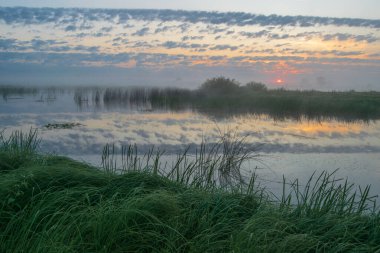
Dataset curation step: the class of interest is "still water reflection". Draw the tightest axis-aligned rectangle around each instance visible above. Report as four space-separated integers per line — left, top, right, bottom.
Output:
1 87 379 198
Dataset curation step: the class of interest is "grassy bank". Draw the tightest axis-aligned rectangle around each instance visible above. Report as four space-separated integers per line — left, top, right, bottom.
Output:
1 130 380 252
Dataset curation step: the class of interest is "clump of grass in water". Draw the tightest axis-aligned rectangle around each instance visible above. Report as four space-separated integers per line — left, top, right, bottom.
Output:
1 129 380 252
0 128 40 171
44 122 83 129
280 169 377 215
101 131 261 192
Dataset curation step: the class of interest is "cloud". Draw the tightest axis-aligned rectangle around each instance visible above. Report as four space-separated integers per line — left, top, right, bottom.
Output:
279 48 365 57
209 44 239 51
240 30 378 43
0 38 99 53
100 26 113 33
182 35 204 41
0 38 24 50
239 30 270 38
63 22 93 32
131 41 155 48
132 27 150 36
154 25 176 34
161 41 209 50
64 25 77 32
1 7 379 28
200 25 229 34
322 33 378 43
241 30 293 40
332 51 364 56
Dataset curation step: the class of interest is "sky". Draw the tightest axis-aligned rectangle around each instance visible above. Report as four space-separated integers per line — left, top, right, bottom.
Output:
0 1 379 90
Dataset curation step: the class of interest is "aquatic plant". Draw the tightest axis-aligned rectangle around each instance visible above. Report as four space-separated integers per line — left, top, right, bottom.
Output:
44 122 84 129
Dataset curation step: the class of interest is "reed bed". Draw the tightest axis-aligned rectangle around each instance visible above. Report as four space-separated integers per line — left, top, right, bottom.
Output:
3 83 379 121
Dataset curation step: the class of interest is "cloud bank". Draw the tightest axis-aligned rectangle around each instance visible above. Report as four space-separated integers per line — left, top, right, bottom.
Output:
1 7 380 28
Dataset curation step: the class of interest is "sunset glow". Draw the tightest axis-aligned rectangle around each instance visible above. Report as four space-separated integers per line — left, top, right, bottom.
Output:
276 79 284 85
0 2 379 90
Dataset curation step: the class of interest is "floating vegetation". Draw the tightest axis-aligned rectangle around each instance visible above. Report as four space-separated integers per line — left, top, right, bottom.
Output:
44 122 84 129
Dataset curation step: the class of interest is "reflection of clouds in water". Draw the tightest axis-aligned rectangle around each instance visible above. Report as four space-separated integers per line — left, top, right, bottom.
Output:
1 111 380 155
134 129 150 139
39 136 380 155
254 153 380 200
0 115 35 128
181 126 203 132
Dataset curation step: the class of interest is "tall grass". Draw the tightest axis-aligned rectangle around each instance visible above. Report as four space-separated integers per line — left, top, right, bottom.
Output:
280 169 377 215
0 130 379 252
101 131 260 192
0 128 40 171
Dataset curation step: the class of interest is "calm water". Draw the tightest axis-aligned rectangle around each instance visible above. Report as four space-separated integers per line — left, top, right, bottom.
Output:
1 87 380 198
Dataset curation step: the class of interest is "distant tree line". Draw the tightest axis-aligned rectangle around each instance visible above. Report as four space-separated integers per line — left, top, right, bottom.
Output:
198 77 268 94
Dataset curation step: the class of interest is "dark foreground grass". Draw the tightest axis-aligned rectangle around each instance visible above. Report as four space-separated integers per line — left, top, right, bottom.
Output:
1 130 380 252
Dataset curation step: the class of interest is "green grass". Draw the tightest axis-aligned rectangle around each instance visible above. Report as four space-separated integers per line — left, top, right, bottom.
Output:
0 129 41 172
0 130 380 252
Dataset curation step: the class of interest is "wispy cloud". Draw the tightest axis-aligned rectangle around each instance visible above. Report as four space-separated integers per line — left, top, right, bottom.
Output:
239 30 378 43
322 33 378 43
181 35 204 41
0 38 99 53
209 44 239 51
132 27 150 36
161 41 209 50
1 7 379 28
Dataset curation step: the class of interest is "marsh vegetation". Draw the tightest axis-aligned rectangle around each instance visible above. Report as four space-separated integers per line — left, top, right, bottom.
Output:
0 130 379 252
2 77 379 121
44 122 84 129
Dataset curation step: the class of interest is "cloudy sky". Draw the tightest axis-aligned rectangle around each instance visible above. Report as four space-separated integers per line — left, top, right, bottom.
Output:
0 1 379 90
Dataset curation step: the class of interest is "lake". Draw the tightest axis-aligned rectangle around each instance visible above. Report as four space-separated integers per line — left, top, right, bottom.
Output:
1 86 380 199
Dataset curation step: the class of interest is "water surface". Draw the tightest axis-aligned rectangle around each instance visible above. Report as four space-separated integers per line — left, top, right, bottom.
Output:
1 87 379 198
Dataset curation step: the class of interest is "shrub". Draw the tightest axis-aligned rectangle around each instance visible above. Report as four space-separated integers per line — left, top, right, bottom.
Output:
199 77 240 95
245 81 267 91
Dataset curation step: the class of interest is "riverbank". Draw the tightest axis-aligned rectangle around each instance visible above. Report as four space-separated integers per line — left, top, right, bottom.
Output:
1 131 380 252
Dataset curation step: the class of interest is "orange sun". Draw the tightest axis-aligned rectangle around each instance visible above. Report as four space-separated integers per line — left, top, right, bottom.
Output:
276 79 284 85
